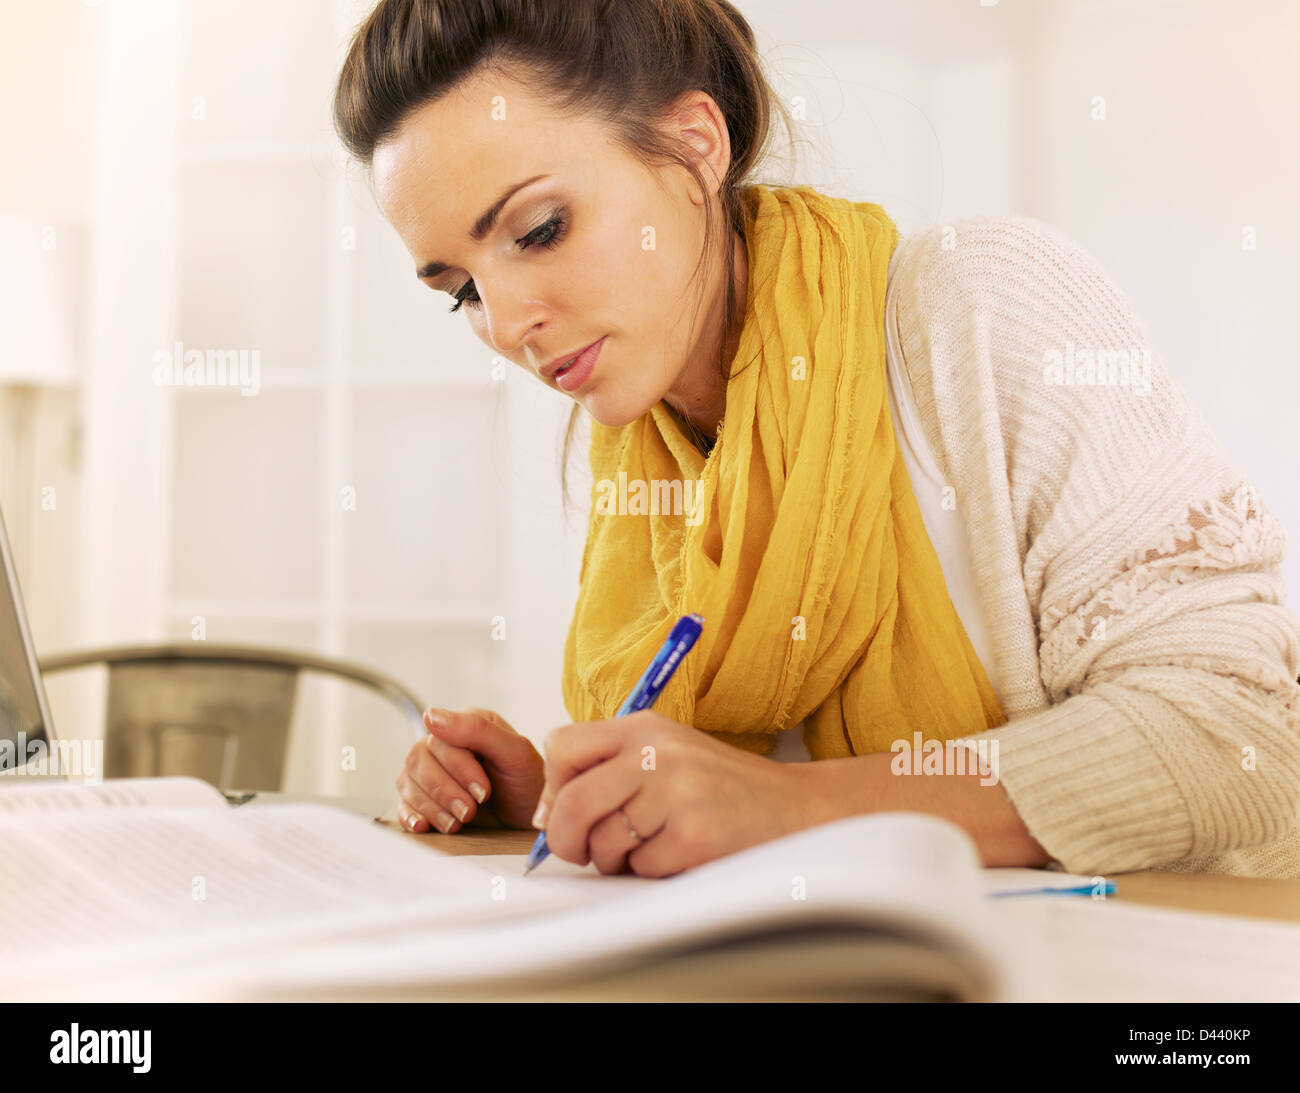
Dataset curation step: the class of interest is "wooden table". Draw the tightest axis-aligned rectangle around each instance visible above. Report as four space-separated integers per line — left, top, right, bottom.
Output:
376 818 539 856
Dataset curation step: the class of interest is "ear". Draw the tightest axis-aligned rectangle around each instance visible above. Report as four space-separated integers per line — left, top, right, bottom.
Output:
671 91 732 207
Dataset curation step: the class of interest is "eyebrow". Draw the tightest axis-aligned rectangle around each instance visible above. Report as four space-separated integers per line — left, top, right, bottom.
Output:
415 173 551 280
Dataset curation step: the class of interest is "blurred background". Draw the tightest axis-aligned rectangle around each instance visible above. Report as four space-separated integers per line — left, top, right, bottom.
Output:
2 0 1296 799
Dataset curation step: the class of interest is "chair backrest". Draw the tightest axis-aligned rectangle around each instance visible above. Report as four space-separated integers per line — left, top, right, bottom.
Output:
102 659 298 789
39 644 426 793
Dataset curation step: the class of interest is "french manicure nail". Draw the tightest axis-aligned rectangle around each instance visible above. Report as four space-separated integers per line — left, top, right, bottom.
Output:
469 781 487 803
531 801 548 829
435 810 456 833
452 799 469 822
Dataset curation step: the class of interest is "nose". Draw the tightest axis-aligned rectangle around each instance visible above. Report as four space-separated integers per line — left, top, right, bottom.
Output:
478 281 550 373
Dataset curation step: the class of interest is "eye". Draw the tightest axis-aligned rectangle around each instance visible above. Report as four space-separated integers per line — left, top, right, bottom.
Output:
447 208 569 314
447 279 480 314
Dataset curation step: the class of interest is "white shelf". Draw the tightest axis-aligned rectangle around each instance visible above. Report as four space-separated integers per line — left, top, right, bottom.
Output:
348 369 502 392
168 367 322 392
179 139 336 166
345 603 504 627
164 369 503 393
167 600 321 623
166 601 501 627
0 370 80 388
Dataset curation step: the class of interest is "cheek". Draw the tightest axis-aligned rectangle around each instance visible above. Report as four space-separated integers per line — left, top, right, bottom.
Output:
570 238 678 346
577 202 684 306
568 230 629 304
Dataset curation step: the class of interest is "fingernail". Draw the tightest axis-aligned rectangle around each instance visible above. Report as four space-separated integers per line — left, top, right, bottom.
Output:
407 814 420 830
451 799 470 822
531 801 548 829
469 781 487 803
435 810 456 833
424 707 451 728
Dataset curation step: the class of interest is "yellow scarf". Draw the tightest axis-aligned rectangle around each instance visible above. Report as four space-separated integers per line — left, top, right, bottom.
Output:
561 184 1005 759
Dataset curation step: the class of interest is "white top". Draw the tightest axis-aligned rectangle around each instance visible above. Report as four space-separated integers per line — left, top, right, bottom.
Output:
769 242 1000 763
764 213 1300 881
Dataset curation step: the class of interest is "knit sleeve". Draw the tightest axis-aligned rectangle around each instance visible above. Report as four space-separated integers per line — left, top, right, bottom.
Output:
887 215 1300 877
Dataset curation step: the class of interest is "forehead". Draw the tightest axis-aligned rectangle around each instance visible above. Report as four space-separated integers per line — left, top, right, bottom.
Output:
371 71 600 241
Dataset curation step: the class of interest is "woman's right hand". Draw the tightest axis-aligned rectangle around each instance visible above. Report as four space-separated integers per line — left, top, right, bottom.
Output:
395 706 546 834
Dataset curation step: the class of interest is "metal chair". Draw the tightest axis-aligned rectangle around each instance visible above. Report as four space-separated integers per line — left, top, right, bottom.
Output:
38 643 426 793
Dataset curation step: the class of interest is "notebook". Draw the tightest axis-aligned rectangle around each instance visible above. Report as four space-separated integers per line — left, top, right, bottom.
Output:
1 775 1031 1002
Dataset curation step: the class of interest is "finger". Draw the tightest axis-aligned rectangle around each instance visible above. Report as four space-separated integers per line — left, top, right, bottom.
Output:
396 766 463 835
424 706 527 797
421 716 492 807
544 756 644 865
623 826 685 878
408 728 482 825
396 801 431 834
587 789 662 875
536 719 630 820
461 706 517 734
396 770 448 832
404 739 478 826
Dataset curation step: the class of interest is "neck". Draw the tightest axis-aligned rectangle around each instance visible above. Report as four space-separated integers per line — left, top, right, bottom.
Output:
663 227 748 441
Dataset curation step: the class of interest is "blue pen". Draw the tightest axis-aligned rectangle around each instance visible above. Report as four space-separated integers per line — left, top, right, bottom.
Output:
987 881 1117 899
524 612 705 875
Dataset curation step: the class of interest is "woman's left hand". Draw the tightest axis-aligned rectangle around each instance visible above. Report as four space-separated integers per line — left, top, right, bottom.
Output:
532 709 813 877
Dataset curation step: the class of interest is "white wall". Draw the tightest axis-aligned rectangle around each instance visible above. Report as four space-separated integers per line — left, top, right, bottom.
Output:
1016 0 1300 596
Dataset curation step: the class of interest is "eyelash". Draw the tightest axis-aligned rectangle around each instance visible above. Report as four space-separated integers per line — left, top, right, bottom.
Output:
447 209 569 314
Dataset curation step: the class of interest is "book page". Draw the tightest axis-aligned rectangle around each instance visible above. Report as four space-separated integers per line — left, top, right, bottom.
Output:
0 775 228 814
65 811 1012 1001
0 801 625 1000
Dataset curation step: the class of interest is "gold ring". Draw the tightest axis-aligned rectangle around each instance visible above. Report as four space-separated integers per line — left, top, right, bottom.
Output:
619 806 641 842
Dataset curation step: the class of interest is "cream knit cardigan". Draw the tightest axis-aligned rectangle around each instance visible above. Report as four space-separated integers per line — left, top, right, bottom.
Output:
885 215 1300 879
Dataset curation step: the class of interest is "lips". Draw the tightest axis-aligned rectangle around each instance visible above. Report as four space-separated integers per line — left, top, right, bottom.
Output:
552 336 604 392
545 337 599 379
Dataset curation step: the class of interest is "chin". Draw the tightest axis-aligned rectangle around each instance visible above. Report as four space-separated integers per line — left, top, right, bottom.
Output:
582 391 659 429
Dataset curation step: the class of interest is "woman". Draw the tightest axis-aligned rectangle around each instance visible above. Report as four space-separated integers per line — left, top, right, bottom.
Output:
334 0 1300 878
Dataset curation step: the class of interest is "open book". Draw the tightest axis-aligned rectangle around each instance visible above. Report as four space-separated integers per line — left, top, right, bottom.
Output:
2 776 1045 1001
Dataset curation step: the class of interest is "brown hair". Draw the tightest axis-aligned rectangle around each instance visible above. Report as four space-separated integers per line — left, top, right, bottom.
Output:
333 0 794 513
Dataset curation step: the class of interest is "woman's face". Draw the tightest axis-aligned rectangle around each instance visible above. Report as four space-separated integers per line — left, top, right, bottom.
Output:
372 67 735 429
